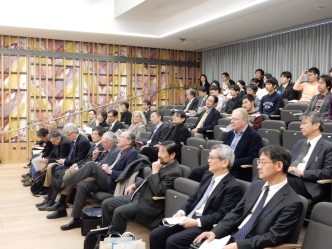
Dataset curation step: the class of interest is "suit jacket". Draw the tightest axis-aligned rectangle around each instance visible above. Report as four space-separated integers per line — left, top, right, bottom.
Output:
120 111 132 126
128 122 146 139
147 123 169 147
197 96 208 108
290 137 332 204
225 96 243 114
191 108 221 139
143 109 152 122
88 118 96 128
303 92 332 117
77 142 104 168
98 119 109 128
108 147 138 194
212 180 303 249
109 120 125 133
223 127 263 182
47 136 72 163
163 122 191 163
135 159 183 228
278 83 298 101
63 134 91 166
41 140 54 158
185 97 199 112
181 172 243 229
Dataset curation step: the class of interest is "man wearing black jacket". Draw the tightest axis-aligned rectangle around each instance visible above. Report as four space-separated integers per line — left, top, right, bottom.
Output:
107 110 125 133
278 71 298 100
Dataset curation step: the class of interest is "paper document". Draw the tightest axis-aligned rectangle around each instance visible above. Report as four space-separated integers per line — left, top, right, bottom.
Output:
115 129 123 138
32 156 47 171
162 216 187 226
199 235 231 249
83 125 92 134
288 100 298 103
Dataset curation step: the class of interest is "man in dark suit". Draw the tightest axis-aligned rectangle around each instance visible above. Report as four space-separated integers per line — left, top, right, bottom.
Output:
60 131 138 230
189 108 263 182
287 112 332 206
303 75 332 118
101 140 182 233
194 145 303 249
142 99 152 122
150 144 243 249
140 110 169 148
141 110 191 163
107 110 125 133
191 95 221 139
278 71 298 100
184 88 199 113
224 85 243 115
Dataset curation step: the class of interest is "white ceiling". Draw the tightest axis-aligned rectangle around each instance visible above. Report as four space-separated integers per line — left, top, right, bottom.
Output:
0 0 332 51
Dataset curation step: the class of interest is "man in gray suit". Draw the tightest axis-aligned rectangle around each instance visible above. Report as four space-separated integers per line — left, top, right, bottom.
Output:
287 112 332 206
101 140 182 233
303 75 332 118
194 145 303 249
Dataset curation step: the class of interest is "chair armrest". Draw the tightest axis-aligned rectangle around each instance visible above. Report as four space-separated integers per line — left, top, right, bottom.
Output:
206 130 214 132
213 224 217 227
270 115 280 118
180 142 185 146
264 243 301 249
199 145 204 150
241 164 253 168
317 179 332 184
279 108 283 112
152 196 165 200
280 127 286 132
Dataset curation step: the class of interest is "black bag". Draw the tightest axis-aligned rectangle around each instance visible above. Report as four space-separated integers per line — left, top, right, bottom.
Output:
30 171 46 195
50 169 67 193
81 207 103 236
83 227 109 249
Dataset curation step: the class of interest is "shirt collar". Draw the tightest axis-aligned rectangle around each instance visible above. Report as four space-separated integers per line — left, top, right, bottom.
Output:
263 178 288 191
233 125 248 135
307 134 322 145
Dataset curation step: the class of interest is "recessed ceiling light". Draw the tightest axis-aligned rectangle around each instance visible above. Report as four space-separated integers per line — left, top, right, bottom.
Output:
317 7 323 10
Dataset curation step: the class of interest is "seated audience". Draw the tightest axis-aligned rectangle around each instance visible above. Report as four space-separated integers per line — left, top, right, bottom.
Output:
194 145 303 249
255 68 265 89
209 85 226 112
200 74 210 89
107 110 125 133
303 74 332 117
127 111 147 139
287 112 332 206
250 77 266 100
96 110 109 128
293 67 319 104
120 101 132 126
236 80 246 98
211 80 221 92
224 85 242 115
189 108 262 182
60 131 138 230
150 144 243 249
222 81 231 100
101 140 183 233
184 88 199 113
141 110 190 164
246 84 261 110
189 86 208 116
142 99 152 122
222 72 236 85
47 121 58 132
242 94 264 131
277 71 298 100
87 109 97 128
140 110 169 149
190 95 221 139
259 77 283 119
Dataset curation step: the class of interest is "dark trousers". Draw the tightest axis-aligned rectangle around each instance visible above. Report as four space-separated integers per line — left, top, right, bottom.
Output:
141 147 159 163
101 194 139 234
287 174 312 199
189 165 208 182
150 225 205 249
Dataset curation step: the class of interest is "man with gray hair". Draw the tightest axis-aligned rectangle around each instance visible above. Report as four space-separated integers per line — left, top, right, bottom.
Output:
184 88 199 113
287 112 332 206
150 144 243 249
60 131 138 231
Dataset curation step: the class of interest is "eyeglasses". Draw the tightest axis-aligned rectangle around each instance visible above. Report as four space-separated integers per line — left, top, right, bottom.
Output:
257 160 275 166
307 73 315 76
118 135 128 139
208 155 220 160
67 132 74 137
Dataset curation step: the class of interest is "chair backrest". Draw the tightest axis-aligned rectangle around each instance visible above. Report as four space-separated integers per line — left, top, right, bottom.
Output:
214 125 227 140
235 179 251 195
281 110 302 124
123 124 129 129
262 138 269 147
146 121 155 132
288 121 301 131
284 103 308 112
186 117 198 124
163 109 173 116
200 149 210 165
218 118 231 126
158 105 166 110
165 105 175 109
181 146 201 169
302 202 332 249
176 105 186 110
206 140 224 149
139 131 151 140
186 137 206 149
257 129 282 146
282 130 305 151
323 123 332 133
179 164 190 178
322 133 332 143
165 178 200 217
163 116 173 123
261 114 270 121
282 99 288 107
261 120 286 131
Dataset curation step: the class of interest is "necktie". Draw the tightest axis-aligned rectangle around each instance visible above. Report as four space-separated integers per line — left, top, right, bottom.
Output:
292 142 311 166
97 150 109 165
130 178 148 200
91 143 96 151
149 126 158 139
187 178 215 218
195 111 209 129
109 123 113 131
233 186 270 241
109 152 122 169
67 142 75 160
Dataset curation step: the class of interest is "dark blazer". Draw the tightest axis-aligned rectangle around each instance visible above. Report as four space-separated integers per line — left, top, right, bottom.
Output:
121 111 132 126
98 145 121 167
191 108 221 139
64 134 91 166
135 159 183 228
77 142 104 168
41 141 54 158
212 180 303 249
278 83 298 101
303 92 332 117
225 95 243 114
147 123 169 147
109 120 125 133
108 147 138 194
290 137 332 204
181 172 243 229
185 97 200 112
98 119 109 128
47 136 72 163
143 109 152 122
223 127 263 182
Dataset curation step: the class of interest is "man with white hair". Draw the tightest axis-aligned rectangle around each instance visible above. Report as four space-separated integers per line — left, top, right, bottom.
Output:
184 88 199 113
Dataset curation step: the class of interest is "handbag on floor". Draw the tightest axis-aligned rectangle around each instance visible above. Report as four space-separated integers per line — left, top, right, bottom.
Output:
99 232 145 249
30 171 46 195
81 206 103 236
84 226 111 249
